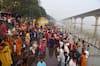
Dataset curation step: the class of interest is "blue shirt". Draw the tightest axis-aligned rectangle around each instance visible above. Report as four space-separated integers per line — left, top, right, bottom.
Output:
37 61 46 66
49 39 55 48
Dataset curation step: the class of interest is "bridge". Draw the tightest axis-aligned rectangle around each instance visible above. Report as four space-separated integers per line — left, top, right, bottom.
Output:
56 8 100 66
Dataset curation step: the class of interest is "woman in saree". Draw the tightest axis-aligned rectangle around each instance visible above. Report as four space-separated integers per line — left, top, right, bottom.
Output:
0 43 13 66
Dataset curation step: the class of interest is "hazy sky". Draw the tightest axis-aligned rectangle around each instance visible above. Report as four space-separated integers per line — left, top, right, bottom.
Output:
40 0 100 20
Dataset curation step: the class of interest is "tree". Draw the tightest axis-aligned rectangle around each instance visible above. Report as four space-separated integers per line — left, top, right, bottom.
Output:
0 0 45 18
0 0 55 20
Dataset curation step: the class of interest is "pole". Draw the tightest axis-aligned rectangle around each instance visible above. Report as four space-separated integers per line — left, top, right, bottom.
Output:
93 16 99 38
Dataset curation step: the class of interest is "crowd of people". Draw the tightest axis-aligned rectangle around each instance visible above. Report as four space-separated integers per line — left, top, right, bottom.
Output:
0 14 89 66
56 33 90 66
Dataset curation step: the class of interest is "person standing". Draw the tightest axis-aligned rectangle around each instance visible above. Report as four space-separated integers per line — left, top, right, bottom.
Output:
59 45 65 66
48 34 55 57
81 52 87 66
0 21 7 39
0 43 13 66
39 38 46 56
15 35 22 56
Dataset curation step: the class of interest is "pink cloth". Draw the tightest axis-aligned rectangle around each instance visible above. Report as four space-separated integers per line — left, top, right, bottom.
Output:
40 42 46 53
0 23 7 37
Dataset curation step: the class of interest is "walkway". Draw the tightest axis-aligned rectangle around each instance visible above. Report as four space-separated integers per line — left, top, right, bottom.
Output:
32 48 58 66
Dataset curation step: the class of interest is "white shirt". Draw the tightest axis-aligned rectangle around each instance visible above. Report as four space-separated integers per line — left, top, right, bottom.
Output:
69 59 76 66
8 18 12 23
57 47 60 53
59 48 65 66
59 41 64 48
59 48 64 57
66 43 70 46
8 29 12 35
64 44 69 54
14 44 16 52
85 50 89 58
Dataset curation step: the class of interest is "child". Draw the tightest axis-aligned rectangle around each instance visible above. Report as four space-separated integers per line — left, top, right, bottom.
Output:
37 57 46 66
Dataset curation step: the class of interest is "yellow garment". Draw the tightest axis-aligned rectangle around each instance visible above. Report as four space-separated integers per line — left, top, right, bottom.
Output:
8 36 14 53
2 40 13 54
0 46 13 66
